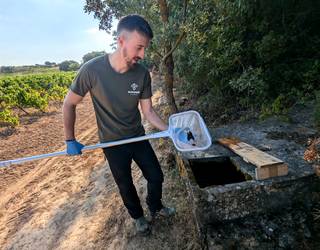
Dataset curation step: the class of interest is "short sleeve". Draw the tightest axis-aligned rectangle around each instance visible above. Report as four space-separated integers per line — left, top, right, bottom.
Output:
70 66 92 97
140 71 152 99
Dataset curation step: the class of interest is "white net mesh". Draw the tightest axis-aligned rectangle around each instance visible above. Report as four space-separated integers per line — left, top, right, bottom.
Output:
169 110 212 152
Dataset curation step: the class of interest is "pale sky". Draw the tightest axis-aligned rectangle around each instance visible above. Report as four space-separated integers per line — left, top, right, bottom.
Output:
0 0 117 66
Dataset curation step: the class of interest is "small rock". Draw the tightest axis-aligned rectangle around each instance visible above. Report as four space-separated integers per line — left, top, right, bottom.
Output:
258 144 272 151
278 233 294 248
208 243 223 250
265 227 274 237
268 222 279 232
178 97 188 106
242 237 259 248
303 225 311 238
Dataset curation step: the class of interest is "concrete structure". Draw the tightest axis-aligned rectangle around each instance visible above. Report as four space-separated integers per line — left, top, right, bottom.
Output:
175 117 320 247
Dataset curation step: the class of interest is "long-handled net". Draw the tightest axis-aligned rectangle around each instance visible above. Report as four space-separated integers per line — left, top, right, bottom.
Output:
0 110 212 167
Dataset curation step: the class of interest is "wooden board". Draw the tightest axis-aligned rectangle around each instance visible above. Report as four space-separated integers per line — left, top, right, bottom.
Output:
255 164 288 180
218 137 288 180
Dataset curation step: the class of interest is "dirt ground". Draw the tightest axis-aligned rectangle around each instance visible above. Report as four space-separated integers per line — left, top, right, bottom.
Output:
0 75 201 250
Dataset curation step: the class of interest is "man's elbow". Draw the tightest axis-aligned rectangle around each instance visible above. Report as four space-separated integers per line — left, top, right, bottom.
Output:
62 99 76 114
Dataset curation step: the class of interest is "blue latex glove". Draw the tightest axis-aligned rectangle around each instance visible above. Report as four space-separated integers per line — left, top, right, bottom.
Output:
66 139 84 155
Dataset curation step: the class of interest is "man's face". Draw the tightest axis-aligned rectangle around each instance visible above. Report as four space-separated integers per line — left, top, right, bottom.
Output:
119 30 150 68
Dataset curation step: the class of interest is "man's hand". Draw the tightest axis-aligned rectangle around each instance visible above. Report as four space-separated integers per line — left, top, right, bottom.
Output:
66 139 84 155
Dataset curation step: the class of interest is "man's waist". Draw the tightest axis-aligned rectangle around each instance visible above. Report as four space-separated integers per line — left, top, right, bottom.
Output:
98 126 145 143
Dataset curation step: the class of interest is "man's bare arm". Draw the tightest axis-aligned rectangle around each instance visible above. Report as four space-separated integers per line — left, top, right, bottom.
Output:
139 98 168 131
62 90 84 140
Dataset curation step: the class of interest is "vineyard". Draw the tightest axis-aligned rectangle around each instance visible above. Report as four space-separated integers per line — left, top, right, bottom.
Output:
0 72 75 126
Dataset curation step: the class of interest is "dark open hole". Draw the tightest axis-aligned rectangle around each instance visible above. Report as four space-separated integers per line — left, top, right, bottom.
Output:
189 157 249 188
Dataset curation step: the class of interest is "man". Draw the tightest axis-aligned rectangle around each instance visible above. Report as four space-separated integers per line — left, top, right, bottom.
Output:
62 14 175 236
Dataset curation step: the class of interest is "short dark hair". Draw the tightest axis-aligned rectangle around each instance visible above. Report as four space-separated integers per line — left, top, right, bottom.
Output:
117 14 153 39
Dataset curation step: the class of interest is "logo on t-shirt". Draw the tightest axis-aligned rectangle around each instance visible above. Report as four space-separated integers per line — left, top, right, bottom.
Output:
128 83 140 96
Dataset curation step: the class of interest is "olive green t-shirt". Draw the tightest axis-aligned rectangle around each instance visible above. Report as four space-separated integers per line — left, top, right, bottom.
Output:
70 54 152 142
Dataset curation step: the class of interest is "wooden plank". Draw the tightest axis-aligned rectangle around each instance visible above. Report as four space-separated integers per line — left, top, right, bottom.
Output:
218 137 284 168
218 137 288 180
255 164 288 180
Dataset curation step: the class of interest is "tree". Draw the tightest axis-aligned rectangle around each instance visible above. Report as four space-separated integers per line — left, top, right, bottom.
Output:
59 60 80 71
68 62 81 71
0 66 15 73
84 0 189 114
82 51 106 64
174 0 320 117
44 61 56 67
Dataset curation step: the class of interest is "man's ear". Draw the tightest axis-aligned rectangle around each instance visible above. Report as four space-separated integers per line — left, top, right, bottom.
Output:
118 32 128 48
117 35 124 48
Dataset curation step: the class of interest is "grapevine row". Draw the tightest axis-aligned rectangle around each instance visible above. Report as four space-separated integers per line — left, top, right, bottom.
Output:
0 72 76 126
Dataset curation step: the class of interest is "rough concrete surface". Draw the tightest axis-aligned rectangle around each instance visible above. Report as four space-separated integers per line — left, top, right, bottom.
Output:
177 102 320 249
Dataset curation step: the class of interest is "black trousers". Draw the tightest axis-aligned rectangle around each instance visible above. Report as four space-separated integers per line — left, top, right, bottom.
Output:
103 140 164 219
